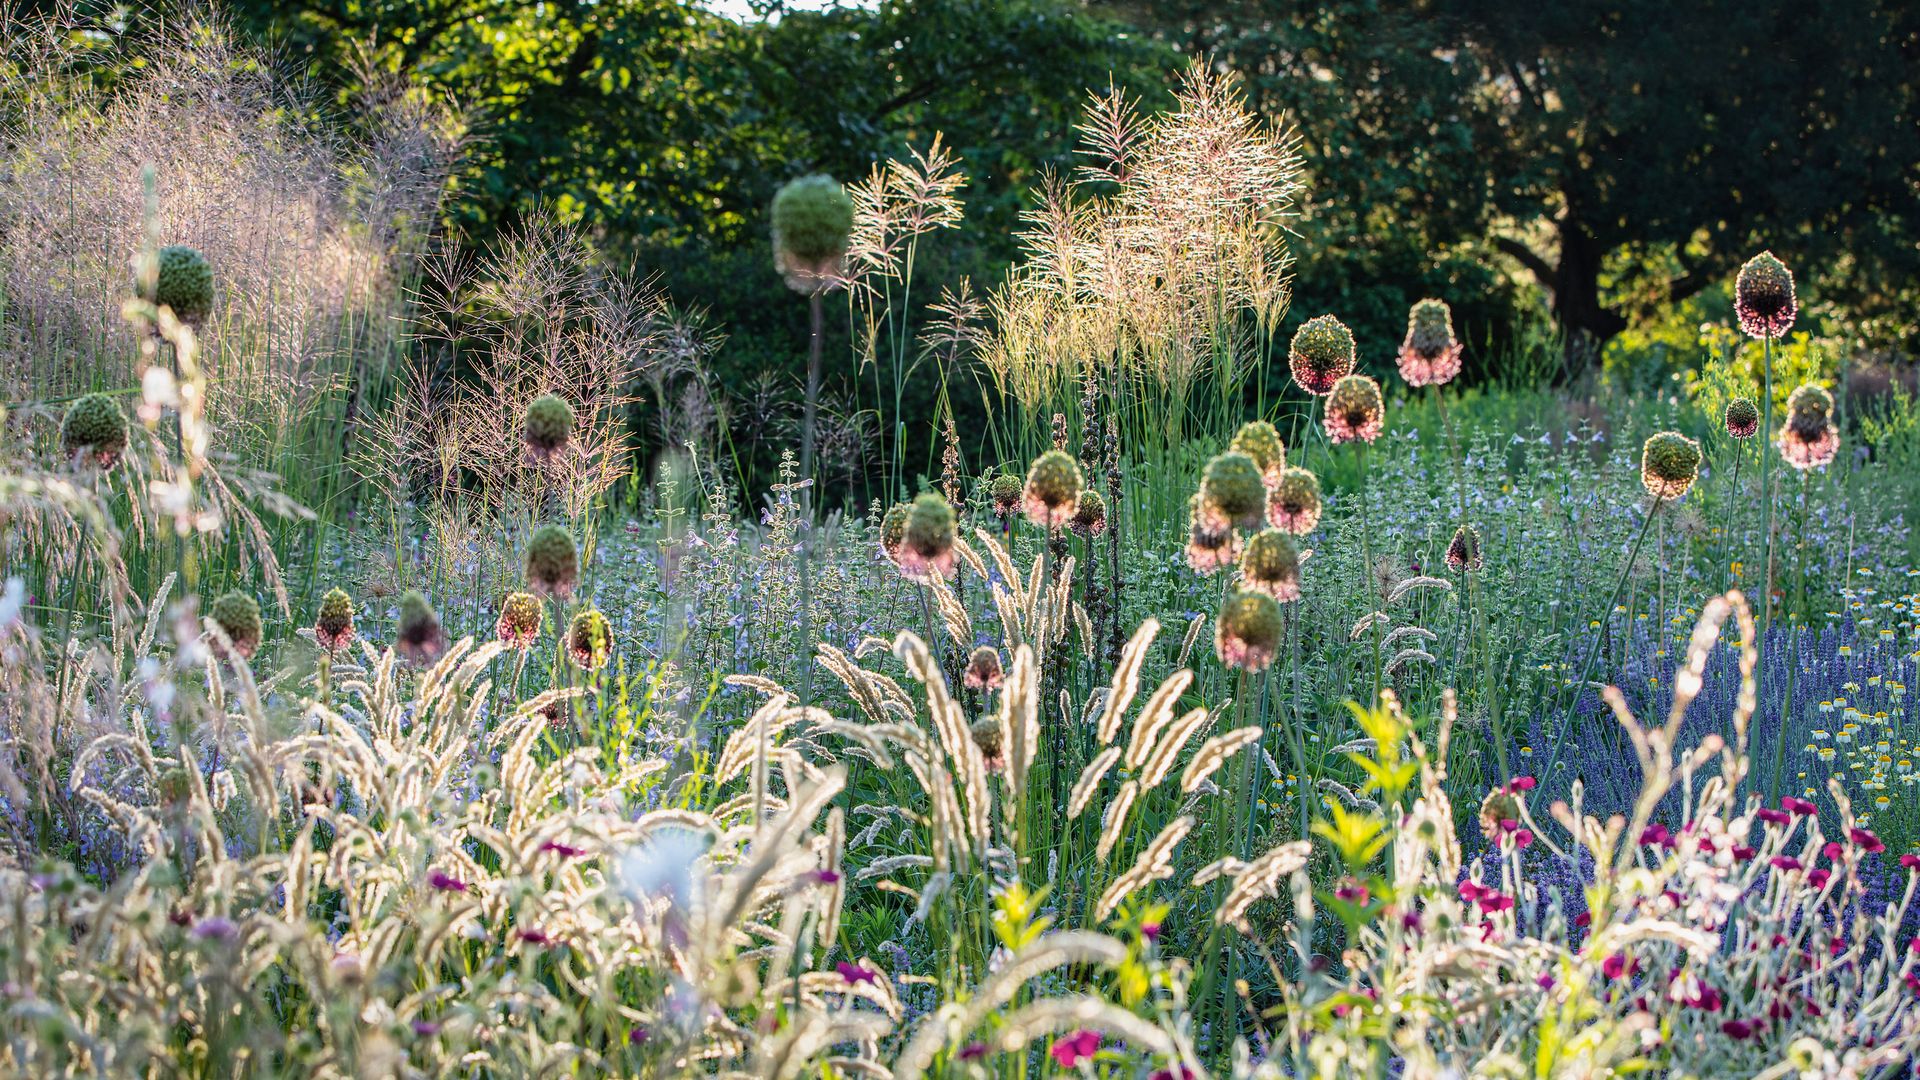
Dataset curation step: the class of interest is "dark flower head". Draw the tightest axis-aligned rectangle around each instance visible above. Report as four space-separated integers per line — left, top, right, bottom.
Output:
898 491 957 581
1022 450 1083 530
986 473 1023 521
1445 524 1483 573
209 591 262 660
1267 467 1322 534
1049 1030 1102 1070
395 591 447 665
1324 374 1385 445
1228 420 1287 487
60 393 128 469
523 393 574 463
1289 314 1356 396
496 591 543 651
1778 383 1839 470
315 587 355 653
1200 451 1266 531
772 174 854 291
1216 590 1283 672
969 715 1005 774
1068 489 1108 538
879 502 911 562
1239 529 1301 601
1734 251 1796 340
964 645 1004 691
1640 431 1702 500
566 608 613 671
1397 298 1463 387
1185 494 1240 574
1724 397 1760 440
147 244 215 324
524 525 580 599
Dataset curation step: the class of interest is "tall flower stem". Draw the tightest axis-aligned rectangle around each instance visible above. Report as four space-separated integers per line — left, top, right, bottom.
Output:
1723 436 1746 593
1759 334 1776 632
797 287 825 710
1543 496 1664 776
1356 442 1381 703
1768 471 1812 801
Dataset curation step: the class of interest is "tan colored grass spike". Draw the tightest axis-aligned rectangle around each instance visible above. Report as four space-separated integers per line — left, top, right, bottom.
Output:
974 527 1023 605
1216 839 1310 928
1123 667 1195 769
1095 618 1160 745
718 694 792 786
1068 747 1122 819
1176 613 1205 668
999 644 1039 824
953 535 989 581
1180 726 1262 793
1096 779 1139 861
1190 855 1247 887
1095 814 1194 920
1138 707 1211 789
1387 575 1452 604
928 574 972 645
893 631 989 858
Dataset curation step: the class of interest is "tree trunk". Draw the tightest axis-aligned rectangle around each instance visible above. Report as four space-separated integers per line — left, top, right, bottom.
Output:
1551 216 1627 369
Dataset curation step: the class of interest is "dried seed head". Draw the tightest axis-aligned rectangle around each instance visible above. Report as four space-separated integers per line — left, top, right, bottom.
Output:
1289 314 1357 396
1228 420 1287 487
1734 251 1796 340
1778 383 1839 470
1201 451 1266 531
1640 431 1703 500
524 525 580 599
523 393 574 462
60 393 128 469
147 244 214 324
1216 590 1283 672
879 502 912 561
1239 529 1301 601
970 715 1005 774
567 608 614 671
1267 467 1322 534
395 591 447 665
898 491 958 581
496 591 544 651
1445 524 1483 573
964 645 1004 691
209 591 262 660
987 474 1023 521
1324 374 1385 445
1186 494 1240 574
772 174 854 290
1398 298 1463 387
1724 397 1760 440
1023 450 1083 530
315 587 355 653
1069 489 1108 538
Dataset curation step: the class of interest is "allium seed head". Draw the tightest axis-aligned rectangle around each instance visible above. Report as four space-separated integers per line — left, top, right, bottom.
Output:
898 492 958 581
60 393 127 469
1267 467 1323 534
1640 431 1703 500
1216 590 1283 673
1734 251 1796 340
1022 450 1083 530
969 715 1005 775
1778 383 1839 470
1477 785 1526 841
879 502 912 561
1200 451 1266 531
964 645 1005 691
987 474 1023 522
315 587 355 653
395 591 447 665
771 174 854 291
567 608 613 671
209 591 262 660
1069 489 1108 538
1724 397 1760 440
148 244 214 324
1397 298 1463 387
1239 529 1301 602
1228 420 1287 487
1445 524 1484 573
523 393 574 463
1185 494 1240 574
1289 314 1357 396
1324 374 1385 445
524 525 580 599
496 591 543 651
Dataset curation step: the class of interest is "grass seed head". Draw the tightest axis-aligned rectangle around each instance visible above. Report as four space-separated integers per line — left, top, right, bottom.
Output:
60 392 127 469
209 591 263 659
1398 298 1463 387
496 591 543 651
1239 529 1301 601
899 492 958 581
567 608 613 670
395 591 447 664
1640 431 1702 499
1216 590 1283 672
1288 314 1356 396
1228 420 1286 487
1734 250 1796 340
1023 450 1083 530
1267 467 1323 534
525 525 580 598
315 587 355 653
147 244 215 324
1724 396 1760 439
1324 374 1385 445
523 393 574 462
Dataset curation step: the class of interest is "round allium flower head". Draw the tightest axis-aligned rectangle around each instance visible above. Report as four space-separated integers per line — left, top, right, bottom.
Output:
879 502 912 562
314 587 355 653
898 492 958 581
1477 785 1526 840
1185 493 1240 574
969 716 1005 775
987 474 1023 522
496 591 543 651
1069 489 1108 538
1239 529 1301 602
1640 431 1703 500
1288 314 1356 396
1267 467 1323 535
1201 451 1266 532
1215 590 1283 673
566 608 613 671
1397 298 1463 387
148 244 215 324
1724 397 1760 440
60 393 128 469
1228 420 1287 487
1444 524 1484 573
524 525 579 599
395 591 447 665
964 645 1005 691
771 174 854 291
523 393 574 463
1022 450 1083 530
1778 383 1839 470
1324 374 1385 445
1734 251 1796 340
209 591 262 660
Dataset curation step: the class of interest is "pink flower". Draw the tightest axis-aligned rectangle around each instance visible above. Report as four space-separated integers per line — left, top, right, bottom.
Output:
517 928 555 946
1849 827 1886 854
1458 881 1487 902
1478 894 1515 914
1690 986 1724 1012
814 869 843 885
1807 869 1832 889
628 1026 649 1045
428 870 468 893
1756 808 1790 826
1335 881 1370 905
1508 776 1537 792
957 1043 991 1062
1768 856 1802 872
1783 796 1817 816
1141 922 1162 943
1602 954 1628 980
1640 824 1670 846
1822 841 1844 863
540 840 588 858
1732 844 1757 861
1049 1030 1102 1069
837 961 879 987
1536 971 1555 990
1899 853 1920 870
1721 1019 1755 1040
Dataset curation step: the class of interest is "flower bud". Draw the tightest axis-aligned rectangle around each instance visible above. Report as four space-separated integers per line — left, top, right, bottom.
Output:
1200 451 1265 532
1239 529 1301 601
1215 590 1283 672
1289 315 1356 396
315 587 355 653
1267 467 1323 534
1324 374 1385 445
1723 397 1760 440
496 591 543 651
525 525 580 599
898 492 958 581
1397 298 1462 387
209 591 262 660
567 608 613 671
1640 432 1702 500
395 591 447 665
1734 251 1796 340
60 393 128 469
772 175 854 292
523 393 574 463
1022 450 1083 530
1228 420 1286 487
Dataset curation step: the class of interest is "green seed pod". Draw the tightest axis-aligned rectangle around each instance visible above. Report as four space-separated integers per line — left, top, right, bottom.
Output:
524 525 580 599
315 588 355 652
60 393 128 468
523 393 574 462
395 591 447 665
772 175 854 288
1640 431 1702 500
209 591 263 660
1228 420 1286 487
149 245 215 324
1200 451 1265 532
1022 450 1083 530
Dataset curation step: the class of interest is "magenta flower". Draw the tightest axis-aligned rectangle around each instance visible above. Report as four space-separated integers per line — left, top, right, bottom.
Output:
1601 954 1628 980
1721 1019 1756 1040
813 869 843 885
1049 1030 1102 1069
1756 808 1790 826
1849 827 1886 854
957 1043 990 1062
1769 856 1802 872
412 1020 441 1037
628 1026 649 1045
428 870 468 893
1141 922 1162 943
1508 776 1537 792
1783 796 1817 816
1807 869 1832 889
1901 854 1920 870
837 961 880 988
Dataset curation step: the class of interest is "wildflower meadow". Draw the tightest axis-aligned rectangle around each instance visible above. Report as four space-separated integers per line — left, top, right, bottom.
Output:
2 6 1919 1078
